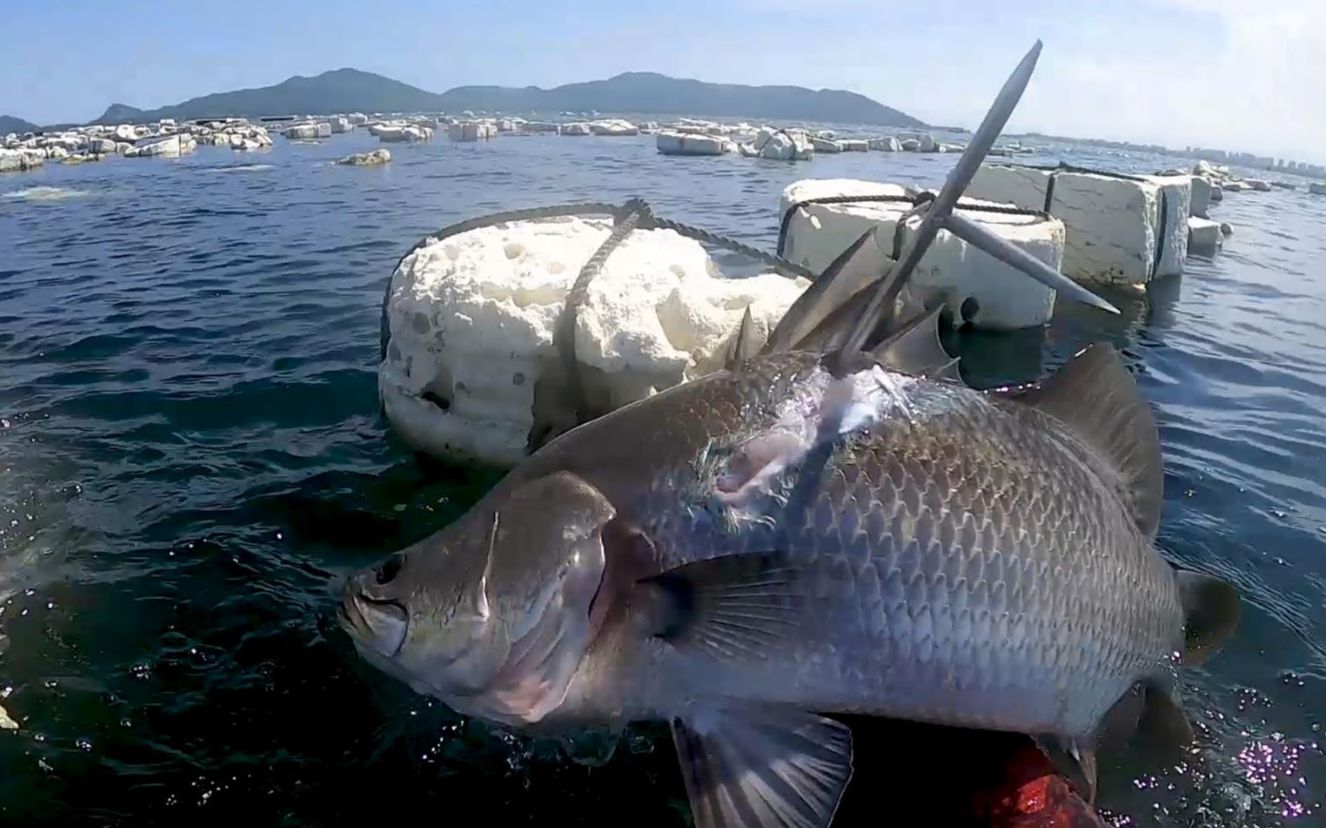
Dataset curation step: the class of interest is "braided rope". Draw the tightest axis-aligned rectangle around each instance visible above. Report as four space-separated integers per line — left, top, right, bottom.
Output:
553 200 653 419
379 202 621 358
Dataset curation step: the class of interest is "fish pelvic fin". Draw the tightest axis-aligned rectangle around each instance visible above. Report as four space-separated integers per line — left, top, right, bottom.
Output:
1034 734 1098 804
1013 343 1164 539
671 704 853 828
1175 570 1241 666
642 553 806 662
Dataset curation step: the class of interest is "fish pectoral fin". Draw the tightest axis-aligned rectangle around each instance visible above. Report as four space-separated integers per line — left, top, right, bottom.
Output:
1034 734 1098 804
642 553 805 661
1175 570 1240 665
671 705 853 828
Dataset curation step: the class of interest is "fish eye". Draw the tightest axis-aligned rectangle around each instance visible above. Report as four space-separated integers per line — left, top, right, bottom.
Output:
375 553 404 586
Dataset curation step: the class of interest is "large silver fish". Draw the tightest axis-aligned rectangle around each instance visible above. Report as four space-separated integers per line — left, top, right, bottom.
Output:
341 340 1239 828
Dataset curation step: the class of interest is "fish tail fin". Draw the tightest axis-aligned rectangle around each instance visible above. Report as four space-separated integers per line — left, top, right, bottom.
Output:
1175 569 1241 666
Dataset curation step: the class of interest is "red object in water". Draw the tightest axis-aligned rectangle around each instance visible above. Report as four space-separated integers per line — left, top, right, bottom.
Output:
836 716 1110 827
975 740 1109 828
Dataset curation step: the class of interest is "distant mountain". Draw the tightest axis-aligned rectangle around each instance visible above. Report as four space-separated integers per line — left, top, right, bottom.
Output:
97 103 145 123
0 115 39 134
85 68 924 127
92 69 445 124
439 72 925 126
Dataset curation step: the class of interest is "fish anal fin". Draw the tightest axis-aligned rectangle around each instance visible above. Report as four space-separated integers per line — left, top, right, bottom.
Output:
1096 681 1195 756
1137 683 1195 750
1034 734 1098 804
671 705 853 828
1176 570 1240 665
1016 343 1163 539
643 553 807 662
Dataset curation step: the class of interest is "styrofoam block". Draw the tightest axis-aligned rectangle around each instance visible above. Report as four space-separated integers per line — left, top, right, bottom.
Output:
967 165 1164 285
283 122 323 140
1145 174 1192 278
0 148 43 172
590 119 638 136
656 132 729 155
562 122 592 136
380 216 808 465
841 139 869 152
448 121 495 141
811 137 843 153
780 178 1065 330
1187 217 1222 256
124 134 196 158
753 130 812 160
1190 175 1212 217
868 137 900 151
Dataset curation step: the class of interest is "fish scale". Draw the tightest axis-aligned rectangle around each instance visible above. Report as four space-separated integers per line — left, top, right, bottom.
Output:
503 351 1185 737
343 344 1239 828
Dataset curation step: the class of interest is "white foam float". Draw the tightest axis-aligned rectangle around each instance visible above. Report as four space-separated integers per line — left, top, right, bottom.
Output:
779 178 1066 330
380 216 808 465
966 164 1190 285
656 132 731 156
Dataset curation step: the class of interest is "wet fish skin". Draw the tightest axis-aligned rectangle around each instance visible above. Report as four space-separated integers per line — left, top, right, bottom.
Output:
518 352 1182 737
342 346 1237 827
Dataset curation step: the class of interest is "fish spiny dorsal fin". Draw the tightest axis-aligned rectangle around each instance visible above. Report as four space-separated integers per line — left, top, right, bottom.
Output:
869 303 957 380
723 307 760 370
763 229 878 356
1016 344 1164 539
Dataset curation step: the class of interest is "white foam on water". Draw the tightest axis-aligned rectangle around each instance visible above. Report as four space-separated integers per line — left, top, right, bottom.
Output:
210 163 275 173
2 186 90 202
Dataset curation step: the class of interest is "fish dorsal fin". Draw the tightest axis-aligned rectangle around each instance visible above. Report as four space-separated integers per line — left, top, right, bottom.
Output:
1016 344 1163 539
869 303 959 380
724 307 761 370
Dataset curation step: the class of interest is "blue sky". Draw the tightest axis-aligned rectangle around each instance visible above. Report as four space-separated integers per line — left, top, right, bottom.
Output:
2 0 1322 161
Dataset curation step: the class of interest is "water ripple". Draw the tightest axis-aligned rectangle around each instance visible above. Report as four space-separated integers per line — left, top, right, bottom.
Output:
1 131 1324 826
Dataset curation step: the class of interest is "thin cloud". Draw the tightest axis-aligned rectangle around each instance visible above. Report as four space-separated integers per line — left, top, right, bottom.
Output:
1018 0 1326 162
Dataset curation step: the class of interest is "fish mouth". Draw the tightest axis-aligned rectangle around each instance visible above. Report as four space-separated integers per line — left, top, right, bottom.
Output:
339 576 408 658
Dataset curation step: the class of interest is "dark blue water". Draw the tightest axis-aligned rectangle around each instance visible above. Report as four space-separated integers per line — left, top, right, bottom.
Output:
2 130 1324 827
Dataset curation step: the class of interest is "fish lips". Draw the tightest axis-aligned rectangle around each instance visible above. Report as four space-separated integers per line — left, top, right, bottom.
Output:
339 573 408 659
